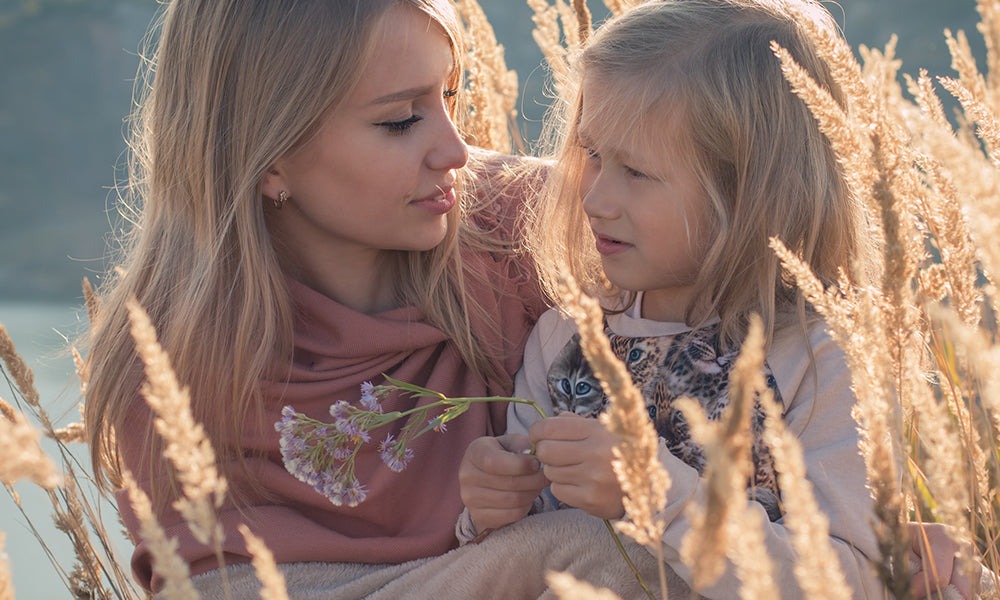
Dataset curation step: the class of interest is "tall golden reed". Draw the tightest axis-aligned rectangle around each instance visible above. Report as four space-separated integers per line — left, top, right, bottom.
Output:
674 317 778 597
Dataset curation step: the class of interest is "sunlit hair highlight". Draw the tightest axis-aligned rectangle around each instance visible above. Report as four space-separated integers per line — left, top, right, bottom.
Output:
83 0 503 506
530 0 871 349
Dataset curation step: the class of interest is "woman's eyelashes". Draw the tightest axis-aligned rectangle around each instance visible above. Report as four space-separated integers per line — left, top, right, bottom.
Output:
376 114 423 135
375 89 459 135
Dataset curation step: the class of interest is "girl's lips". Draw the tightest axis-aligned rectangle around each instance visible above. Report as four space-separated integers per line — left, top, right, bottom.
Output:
594 233 631 256
410 187 456 215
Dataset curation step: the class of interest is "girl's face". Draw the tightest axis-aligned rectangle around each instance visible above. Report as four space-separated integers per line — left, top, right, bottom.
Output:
577 75 713 323
262 4 468 290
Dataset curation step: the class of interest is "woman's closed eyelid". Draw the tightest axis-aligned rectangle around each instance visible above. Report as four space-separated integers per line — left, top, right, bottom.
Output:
375 114 423 134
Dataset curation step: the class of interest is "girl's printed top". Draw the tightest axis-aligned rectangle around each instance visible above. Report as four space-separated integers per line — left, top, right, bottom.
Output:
462 295 885 598
115 161 549 592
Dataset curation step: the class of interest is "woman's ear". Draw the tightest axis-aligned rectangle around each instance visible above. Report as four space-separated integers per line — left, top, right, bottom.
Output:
260 165 287 205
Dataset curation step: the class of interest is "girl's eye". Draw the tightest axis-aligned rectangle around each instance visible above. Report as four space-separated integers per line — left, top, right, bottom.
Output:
443 88 458 99
583 146 601 162
376 114 423 135
624 165 648 179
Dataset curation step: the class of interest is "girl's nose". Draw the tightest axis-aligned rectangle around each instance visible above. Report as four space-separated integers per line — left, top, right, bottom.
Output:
581 172 618 220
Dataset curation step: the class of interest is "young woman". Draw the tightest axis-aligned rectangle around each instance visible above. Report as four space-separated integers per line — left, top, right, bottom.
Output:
83 0 550 595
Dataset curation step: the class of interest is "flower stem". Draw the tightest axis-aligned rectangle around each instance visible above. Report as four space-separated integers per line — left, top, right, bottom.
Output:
604 519 657 600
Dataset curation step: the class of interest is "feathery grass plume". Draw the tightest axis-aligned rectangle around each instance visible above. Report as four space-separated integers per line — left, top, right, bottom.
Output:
121 471 199 600
906 70 951 131
82 276 100 325
758 388 851 599
54 421 86 444
939 76 1000 164
0 533 11 600
0 324 44 414
125 298 227 548
770 238 912 598
0 397 14 422
945 29 989 105
0 402 61 489
571 0 591 45
672 318 760 592
770 42 879 241
911 153 984 326
547 571 622 600
237 525 290 600
528 0 582 103
979 0 1000 97
601 0 637 17
556 273 670 597
52 473 111 600
675 316 778 597
454 0 520 152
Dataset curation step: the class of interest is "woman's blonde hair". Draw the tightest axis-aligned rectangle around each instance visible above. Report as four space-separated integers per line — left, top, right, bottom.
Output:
530 0 871 349
85 0 504 499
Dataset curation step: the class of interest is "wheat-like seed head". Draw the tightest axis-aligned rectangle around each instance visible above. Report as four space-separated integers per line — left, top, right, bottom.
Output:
126 298 227 548
0 402 61 489
546 571 622 600
121 471 199 600
556 273 669 549
238 525 289 600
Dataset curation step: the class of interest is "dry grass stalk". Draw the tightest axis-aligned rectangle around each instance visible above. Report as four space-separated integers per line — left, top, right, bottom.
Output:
237 525 289 600
454 0 520 152
0 533 12 600
939 76 1000 164
0 324 44 414
770 239 912 597
572 0 592 44
54 421 87 444
52 473 111 600
125 298 227 548
121 471 199 600
602 0 637 17
555 273 670 596
759 390 851 599
677 316 778 598
82 276 100 325
528 0 581 103
547 571 622 600
0 397 15 423
0 403 61 489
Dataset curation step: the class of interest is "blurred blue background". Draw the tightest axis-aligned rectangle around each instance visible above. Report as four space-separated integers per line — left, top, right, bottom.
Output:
0 0 987 305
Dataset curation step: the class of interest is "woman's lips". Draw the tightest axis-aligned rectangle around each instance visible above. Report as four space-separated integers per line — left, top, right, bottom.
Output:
410 187 456 215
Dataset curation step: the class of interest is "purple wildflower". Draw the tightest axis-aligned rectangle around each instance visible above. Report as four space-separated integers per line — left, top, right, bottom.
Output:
359 381 383 413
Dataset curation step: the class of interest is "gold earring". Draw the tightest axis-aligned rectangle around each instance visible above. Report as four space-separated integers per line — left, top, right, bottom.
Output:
274 190 288 209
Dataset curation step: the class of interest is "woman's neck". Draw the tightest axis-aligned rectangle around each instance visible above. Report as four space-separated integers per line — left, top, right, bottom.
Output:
286 249 400 314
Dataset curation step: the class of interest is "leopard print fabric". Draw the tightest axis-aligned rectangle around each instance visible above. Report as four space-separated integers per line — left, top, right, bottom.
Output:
548 321 785 521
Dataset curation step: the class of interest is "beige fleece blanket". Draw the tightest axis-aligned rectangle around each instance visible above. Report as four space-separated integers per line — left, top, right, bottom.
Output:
183 508 695 599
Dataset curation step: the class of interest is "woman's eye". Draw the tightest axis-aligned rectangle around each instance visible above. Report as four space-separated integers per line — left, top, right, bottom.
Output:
376 115 423 135
583 146 601 162
443 88 458 99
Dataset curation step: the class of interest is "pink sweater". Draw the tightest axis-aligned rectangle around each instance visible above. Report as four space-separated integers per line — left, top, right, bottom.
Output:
116 178 547 591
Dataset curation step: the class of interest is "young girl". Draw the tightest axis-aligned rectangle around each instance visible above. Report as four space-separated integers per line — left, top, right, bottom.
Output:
460 0 931 597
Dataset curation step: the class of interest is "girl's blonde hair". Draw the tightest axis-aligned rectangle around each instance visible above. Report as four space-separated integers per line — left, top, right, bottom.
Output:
530 0 871 349
85 0 504 500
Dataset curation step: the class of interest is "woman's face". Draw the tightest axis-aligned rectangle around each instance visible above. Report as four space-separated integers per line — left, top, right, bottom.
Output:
263 3 468 294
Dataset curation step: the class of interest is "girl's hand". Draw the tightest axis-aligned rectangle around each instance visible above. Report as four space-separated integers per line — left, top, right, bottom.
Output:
529 412 625 520
459 433 548 532
909 521 980 600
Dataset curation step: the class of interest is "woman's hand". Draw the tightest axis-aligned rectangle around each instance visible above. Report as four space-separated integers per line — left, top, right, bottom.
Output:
459 433 548 533
529 412 625 520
